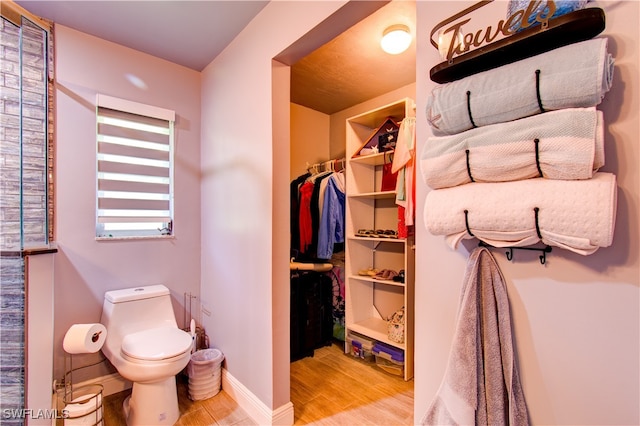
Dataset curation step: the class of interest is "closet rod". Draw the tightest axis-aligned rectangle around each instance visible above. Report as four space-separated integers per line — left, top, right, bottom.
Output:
306 157 345 174
289 259 333 272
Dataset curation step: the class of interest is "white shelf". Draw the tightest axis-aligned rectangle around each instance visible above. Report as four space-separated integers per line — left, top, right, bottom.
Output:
350 151 393 166
344 97 415 381
348 191 396 200
347 99 410 128
348 274 406 288
348 236 406 243
348 318 405 350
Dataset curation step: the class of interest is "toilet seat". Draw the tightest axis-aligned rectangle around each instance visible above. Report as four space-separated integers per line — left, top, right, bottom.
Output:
121 327 192 361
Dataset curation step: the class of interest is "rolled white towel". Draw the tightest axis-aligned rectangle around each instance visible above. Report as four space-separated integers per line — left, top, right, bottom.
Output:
426 37 614 135
424 172 617 256
421 107 605 189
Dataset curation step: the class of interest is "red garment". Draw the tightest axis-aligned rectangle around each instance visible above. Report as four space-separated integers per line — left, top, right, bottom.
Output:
298 182 315 254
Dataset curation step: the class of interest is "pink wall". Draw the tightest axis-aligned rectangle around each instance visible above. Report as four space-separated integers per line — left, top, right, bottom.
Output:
53 25 202 381
414 2 639 424
290 103 330 180
199 1 353 410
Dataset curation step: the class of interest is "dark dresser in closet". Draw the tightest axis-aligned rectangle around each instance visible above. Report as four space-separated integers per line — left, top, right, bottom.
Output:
290 271 333 361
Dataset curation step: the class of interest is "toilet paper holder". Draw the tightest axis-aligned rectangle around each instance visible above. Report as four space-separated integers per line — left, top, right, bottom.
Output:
62 383 103 426
61 324 107 425
91 331 102 343
62 351 105 425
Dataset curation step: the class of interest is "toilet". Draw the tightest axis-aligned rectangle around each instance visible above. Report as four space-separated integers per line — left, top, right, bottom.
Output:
100 285 193 426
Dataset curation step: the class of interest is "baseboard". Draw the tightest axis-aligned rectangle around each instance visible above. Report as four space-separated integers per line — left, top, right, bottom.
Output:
221 368 294 426
61 370 294 425
68 372 132 397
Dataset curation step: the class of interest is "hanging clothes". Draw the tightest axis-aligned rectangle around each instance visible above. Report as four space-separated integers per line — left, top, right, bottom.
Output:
290 172 310 254
290 165 345 262
310 171 335 257
392 117 417 231
298 180 315 255
317 172 345 260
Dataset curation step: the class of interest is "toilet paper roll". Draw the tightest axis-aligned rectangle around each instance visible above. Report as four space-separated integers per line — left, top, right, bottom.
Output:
63 323 107 354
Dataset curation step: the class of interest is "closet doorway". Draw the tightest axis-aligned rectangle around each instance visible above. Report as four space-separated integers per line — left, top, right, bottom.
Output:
283 1 417 423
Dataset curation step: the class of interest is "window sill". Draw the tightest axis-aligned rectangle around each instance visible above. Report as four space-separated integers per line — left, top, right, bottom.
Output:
95 235 175 242
0 243 58 257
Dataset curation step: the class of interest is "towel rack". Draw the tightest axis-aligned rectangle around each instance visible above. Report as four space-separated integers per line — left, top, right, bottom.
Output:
430 7 605 83
465 208 552 264
479 241 552 265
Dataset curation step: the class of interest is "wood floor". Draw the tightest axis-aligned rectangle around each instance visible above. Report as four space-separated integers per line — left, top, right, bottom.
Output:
102 341 414 425
102 377 256 426
291 342 414 425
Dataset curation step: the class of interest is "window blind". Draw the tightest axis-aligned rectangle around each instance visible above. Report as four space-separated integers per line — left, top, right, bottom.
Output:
96 95 175 238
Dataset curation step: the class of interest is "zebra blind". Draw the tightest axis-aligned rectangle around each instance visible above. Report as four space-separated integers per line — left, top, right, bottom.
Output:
96 95 175 238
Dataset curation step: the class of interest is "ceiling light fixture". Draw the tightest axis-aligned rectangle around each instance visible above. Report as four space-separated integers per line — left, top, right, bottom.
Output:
381 24 412 55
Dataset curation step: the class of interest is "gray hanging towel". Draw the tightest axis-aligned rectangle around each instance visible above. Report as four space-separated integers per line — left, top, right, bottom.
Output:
421 247 529 425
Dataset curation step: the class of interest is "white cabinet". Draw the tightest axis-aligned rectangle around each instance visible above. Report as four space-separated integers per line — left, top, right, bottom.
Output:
344 98 415 380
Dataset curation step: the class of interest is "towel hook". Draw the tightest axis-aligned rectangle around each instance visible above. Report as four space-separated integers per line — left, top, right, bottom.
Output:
538 245 552 264
464 209 475 237
535 70 545 113
534 139 543 177
479 242 552 265
507 245 552 264
465 149 475 182
466 91 477 128
534 207 542 239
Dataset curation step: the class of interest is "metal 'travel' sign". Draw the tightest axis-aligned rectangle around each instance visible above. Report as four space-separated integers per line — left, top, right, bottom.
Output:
431 0 558 62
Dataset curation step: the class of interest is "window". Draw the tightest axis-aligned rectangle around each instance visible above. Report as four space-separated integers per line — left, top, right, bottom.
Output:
1 10 53 249
96 95 175 238
1 4 53 417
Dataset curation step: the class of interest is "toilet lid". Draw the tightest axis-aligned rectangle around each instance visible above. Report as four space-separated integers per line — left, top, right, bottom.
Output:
121 327 192 361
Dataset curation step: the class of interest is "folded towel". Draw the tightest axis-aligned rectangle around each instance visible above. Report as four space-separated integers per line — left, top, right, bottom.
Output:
421 107 605 189
426 37 614 135
424 172 617 255
421 247 529 426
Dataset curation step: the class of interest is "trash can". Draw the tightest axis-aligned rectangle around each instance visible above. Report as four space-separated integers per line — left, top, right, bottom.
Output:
187 348 224 401
63 384 103 425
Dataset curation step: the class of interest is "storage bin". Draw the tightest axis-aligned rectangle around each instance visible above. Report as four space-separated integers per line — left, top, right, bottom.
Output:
187 348 224 400
373 342 405 376
346 330 376 361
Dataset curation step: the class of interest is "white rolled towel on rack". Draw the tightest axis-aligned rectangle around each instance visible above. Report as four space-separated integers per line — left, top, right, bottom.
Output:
426 37 614 135
424 172 617 256
421 107 605 189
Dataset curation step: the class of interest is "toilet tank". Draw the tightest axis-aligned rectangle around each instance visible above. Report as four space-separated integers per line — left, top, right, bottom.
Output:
101 285 179 342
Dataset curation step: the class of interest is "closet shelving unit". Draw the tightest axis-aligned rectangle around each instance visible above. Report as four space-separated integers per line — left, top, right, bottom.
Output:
344 97 415 381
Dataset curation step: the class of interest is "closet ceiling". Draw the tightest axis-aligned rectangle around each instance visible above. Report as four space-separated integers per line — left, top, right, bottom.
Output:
291 1 416 114
16 0 416 115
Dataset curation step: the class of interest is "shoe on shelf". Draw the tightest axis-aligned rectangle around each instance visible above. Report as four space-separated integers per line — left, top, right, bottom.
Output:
356 229 375 237
373 269 398 280
358 267 379 276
